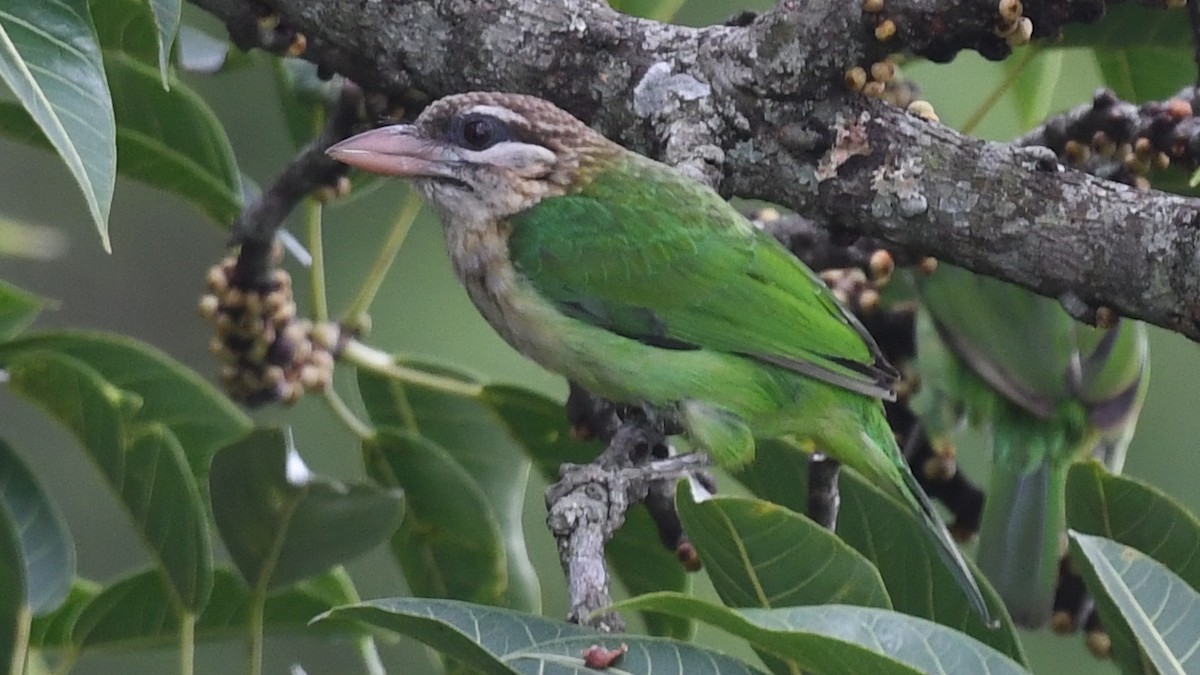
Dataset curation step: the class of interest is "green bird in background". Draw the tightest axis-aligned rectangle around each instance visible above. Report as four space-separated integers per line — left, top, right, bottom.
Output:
915 264 1149 628
328 92 993 623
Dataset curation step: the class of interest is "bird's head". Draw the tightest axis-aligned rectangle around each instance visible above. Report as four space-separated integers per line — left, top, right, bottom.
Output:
327 92 618 223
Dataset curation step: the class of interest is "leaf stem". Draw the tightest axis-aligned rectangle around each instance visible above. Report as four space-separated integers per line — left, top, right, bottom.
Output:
339 339 484 397
179 612 195 675
356 636 387 675
247 588 265 675
960 46 1040 135
324 388 375 440
306 199 329 323
341 189 422 331
10 606 29 675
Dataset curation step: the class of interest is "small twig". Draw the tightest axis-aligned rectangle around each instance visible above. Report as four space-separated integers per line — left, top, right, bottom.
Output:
231 81 363 287
806 454 842 531
545 411 711 631
338 338 484 398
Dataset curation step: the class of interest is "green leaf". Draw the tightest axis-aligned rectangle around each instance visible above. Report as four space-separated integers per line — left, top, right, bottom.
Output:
1094 48 1195 103
1066 461 1200 588
3 352 212 612
1069 532 1200 675
1060 4 1189 50
104 53 242 224
0 331 252 481
0 0 243 229
1008 48 1063 131
210 428 404 590
0 279 43 342
484 384 692 636
274 58 336 148
316 597 770 675
0 439 74 615
358 361 539 612
147 0 181 86
27 579 98 649
676 481 890 609
735 444 1027 665
45 568 362 649
0 0 115 250
0 501 29 675
1066 461 1200 672
678 479 890 675
616 592 1031 675
363 429 507 605
90 0 158 64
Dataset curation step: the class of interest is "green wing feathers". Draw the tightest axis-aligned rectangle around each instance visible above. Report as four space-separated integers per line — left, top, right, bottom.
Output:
508 158 896 398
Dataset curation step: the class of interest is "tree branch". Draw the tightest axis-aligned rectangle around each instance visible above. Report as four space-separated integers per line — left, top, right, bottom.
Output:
189 0 1200 341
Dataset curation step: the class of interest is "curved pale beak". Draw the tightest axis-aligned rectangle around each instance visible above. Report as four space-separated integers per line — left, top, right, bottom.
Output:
326 125 456 178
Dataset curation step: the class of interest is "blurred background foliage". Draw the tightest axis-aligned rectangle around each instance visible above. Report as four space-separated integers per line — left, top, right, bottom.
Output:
2 0 1200 673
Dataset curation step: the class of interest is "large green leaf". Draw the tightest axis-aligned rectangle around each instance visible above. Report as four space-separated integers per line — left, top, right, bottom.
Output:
0 280 42 342
0 0 115 250
617 592 1031 675
363 429 507 605
104 53 241 225
735 444 1026 664
210 427 404 590
678 480 890 675
1066 462 1200 588
358 361 539 612
0 0 242 229
0 502 28 675
0 331 251 481
676 481 889 610
0 439 73 615
484 383 692 636
1066 462 1200 673
1069 532 1200 675
316 597 769 675
4 352 212 612
40 567 363 649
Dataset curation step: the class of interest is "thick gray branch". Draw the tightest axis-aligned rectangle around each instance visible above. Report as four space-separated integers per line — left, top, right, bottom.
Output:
189 0 1200 340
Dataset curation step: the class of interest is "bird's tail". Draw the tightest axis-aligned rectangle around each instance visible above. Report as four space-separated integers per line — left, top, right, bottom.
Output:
835 405 997 628
976 460 1065 628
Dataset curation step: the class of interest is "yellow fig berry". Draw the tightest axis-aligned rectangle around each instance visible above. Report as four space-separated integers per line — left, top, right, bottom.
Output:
1006 16 1033 46
870 61 895 83
874 18 897 41
998 0 1022 24
844 66 868 92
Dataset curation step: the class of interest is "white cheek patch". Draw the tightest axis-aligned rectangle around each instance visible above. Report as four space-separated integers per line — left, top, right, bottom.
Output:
470 142 557 178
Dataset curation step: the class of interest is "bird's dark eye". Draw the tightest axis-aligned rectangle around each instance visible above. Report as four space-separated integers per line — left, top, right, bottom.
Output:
451 113 510 151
